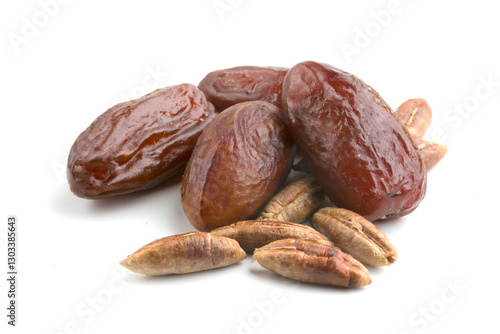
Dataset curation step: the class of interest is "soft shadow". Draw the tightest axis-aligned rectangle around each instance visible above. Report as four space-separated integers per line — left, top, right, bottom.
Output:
372 215 409 235
50 173 183 218
88 173 183 214
248 266 294 286
121 261 245 285
364 264 387 277
248 266 368 294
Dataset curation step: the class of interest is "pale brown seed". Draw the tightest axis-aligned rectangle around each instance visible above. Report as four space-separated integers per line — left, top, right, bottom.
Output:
417 138 448 171
211 220 333 253
312 207 397 266
119 232 246 275
253 238 371 287
257 174 324 224
396 98 432 139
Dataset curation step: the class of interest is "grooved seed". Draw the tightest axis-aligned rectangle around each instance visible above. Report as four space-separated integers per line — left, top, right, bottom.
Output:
211 220 333 253
312 207 398 266
253 238 371 287
395 98 432 139
258 174 324 224
120 232 246 275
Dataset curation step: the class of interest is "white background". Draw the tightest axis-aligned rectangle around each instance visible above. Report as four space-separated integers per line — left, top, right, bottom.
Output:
2 0 500 333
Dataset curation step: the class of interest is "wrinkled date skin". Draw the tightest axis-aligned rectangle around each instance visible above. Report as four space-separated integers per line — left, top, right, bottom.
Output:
198 66 288 111
181 101 294 231
68 84 216 199
282 61 427 221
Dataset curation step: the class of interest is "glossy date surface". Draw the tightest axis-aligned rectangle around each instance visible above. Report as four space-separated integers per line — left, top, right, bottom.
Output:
198 66 288 111
181 101 294 231
68 84 216 199
282 61 427 221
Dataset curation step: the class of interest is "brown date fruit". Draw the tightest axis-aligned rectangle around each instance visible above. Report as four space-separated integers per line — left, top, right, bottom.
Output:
198 66 288 111
68 84 216 199
181 101 294 231
282 61 427 221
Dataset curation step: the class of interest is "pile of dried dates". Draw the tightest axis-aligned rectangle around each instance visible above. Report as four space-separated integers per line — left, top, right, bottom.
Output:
68 61 447 288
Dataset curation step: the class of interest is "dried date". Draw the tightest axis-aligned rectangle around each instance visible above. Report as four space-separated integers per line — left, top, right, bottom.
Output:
282 61 427 221
68 84 216 198
181 101 294 231
198 66 288 111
